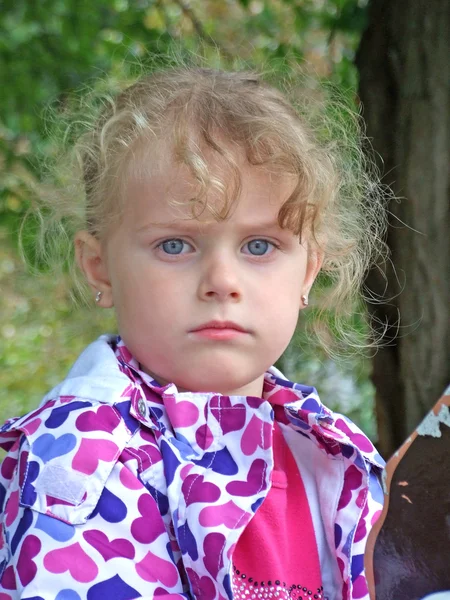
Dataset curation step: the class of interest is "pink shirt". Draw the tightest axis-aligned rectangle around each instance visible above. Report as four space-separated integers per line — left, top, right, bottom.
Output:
232 404 324 600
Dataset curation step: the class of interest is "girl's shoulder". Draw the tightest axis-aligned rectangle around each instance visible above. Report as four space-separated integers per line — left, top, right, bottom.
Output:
0 396 135 521
267 366 385 469
0 334 133 450
0 335 138 524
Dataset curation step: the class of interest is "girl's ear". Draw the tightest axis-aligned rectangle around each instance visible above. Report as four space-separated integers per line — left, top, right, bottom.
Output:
74 231 113 308
301 247 324 306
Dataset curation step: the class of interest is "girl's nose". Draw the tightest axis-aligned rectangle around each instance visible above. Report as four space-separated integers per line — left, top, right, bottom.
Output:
197 253 242 302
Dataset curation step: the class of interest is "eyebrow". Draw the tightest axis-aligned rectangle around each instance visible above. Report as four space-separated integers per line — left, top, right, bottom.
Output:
137 219 282 233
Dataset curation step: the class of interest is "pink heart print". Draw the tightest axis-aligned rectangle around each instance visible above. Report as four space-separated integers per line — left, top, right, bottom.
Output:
131 494 166 544
21 418 42 436
83 529 135 561
182 474 221 506
75 405 120 434
119 464 144 490
72 438 119 475
334 418 375 452
17 535 41 587
195 424 214 451
199 501 250 529
59 395 76 404
43 542 98 583
163 396 199 429
185 568 216 600
5 490 19 527
240 415 272 456
210 396 246 435
203 532 225 578
337 464 363 510
354 495 370 542
1 456 17 480
266 388 300 405
1 565 17 590
135 551 179 586
226 459 268 496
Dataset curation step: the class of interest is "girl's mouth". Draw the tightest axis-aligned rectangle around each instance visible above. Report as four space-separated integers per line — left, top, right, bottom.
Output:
189 321 248 340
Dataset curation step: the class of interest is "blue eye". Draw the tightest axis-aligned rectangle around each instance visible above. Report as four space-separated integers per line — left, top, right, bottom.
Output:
160 239 190 255
245 239 272 256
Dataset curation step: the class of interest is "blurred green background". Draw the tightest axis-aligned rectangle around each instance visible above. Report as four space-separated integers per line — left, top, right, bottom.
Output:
0 0 377 437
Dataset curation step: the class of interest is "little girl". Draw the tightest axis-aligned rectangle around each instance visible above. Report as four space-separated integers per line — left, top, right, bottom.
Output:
0 68 386 600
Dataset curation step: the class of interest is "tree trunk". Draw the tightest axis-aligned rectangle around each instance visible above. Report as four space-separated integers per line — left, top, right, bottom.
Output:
356 0 450 458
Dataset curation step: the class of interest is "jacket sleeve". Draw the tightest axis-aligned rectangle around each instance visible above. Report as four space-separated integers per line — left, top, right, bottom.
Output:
349 465 384 600
0 409 189 599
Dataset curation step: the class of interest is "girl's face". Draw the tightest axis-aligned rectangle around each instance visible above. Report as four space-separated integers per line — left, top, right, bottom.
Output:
76 149 322 397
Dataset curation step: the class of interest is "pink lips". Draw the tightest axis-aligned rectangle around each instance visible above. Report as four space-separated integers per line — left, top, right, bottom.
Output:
190 321 248 341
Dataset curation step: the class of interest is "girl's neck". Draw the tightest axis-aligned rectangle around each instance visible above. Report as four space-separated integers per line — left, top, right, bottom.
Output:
141 365 265 398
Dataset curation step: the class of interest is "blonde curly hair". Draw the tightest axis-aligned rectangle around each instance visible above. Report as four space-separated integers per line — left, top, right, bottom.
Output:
32 64 388 355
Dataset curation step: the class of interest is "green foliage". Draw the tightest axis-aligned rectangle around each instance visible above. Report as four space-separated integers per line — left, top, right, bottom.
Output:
0 0 378 439
0 224 115 424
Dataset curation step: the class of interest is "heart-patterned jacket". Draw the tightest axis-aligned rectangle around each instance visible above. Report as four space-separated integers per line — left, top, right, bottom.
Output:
0 335 384 600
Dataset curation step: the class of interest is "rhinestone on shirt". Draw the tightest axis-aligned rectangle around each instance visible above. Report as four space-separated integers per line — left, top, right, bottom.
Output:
231 566 327 600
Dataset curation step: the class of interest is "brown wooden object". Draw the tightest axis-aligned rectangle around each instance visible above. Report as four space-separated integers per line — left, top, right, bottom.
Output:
365 387 450 599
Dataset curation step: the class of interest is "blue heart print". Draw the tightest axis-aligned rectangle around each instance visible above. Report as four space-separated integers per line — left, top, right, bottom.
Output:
32 433 77 463
351 553 365 580
335 523 343 548
55 591 82 600
11 507 33 555
369 471 384 503
145 483 169 516
160 440 181 487
341 444 355 459
251 496 265 513
223 573 232 599
86 574 139 600
171 433 198 460
114 400 140 434
373 452 384 465
35 513 75 542
0 481 6 510
21 460 40 507
150 406 164 420
193 447 238 475
301 397 322 412
44 401 92 429
90 486 127 523
178 519 198 561
166 540 175 563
